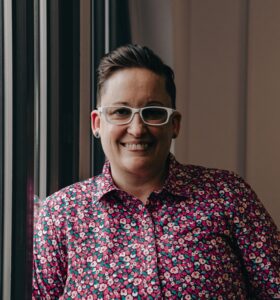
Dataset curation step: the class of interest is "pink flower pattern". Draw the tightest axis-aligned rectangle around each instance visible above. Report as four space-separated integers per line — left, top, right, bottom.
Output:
33 154 280 299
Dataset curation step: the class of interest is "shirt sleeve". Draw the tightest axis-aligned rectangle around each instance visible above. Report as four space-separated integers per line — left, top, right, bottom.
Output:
32 194 68 299
228 175 280 299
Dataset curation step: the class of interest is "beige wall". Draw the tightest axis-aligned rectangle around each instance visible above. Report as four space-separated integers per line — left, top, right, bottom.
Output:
130 0 280 227
173 0 248 175
246 0 280 227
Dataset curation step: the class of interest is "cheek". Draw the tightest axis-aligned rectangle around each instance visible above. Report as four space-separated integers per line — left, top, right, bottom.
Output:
153 127 173 142
100 124 124 145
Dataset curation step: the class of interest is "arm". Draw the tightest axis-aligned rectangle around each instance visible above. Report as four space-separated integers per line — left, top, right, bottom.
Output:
229 176 280 299
32 195 68 299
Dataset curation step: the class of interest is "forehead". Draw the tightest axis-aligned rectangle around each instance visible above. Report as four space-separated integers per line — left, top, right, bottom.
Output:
100 68 171 107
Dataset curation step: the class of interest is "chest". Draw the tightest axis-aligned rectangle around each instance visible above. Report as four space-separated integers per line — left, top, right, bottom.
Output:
61 199 247 298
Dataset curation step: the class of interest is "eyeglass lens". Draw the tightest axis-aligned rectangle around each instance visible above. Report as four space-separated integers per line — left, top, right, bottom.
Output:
142 107 168 123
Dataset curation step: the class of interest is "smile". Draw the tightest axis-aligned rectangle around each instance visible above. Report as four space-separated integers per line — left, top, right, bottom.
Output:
122 143 149 150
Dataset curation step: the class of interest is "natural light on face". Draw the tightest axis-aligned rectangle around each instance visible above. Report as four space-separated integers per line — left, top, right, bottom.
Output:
95 67 180 181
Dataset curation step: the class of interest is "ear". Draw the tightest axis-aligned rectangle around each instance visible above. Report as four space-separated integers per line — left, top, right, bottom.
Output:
91 110 101 137
171 112 181 139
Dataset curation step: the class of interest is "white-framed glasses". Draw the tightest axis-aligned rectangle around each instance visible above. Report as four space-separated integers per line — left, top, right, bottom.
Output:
97 106 176 126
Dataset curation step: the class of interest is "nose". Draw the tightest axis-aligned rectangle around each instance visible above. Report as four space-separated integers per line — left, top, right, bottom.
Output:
127 112 147 136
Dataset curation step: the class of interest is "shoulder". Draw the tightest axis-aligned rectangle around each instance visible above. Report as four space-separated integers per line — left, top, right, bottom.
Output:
176 160 246 192
41 174 104 214
185 164 264 215
174 160 258 209
176 164 269 227
167 154 251 200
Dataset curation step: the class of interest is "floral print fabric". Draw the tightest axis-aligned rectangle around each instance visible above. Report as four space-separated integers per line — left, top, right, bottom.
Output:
33 154 280 299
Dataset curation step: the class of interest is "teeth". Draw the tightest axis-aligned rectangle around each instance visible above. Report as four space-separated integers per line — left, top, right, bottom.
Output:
124 143 148 150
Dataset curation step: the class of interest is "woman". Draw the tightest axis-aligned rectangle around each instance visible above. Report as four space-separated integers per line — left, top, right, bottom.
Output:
33 44 280 299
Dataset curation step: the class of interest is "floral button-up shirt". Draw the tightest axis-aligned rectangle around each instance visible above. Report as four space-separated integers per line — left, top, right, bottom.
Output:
33 154 280 299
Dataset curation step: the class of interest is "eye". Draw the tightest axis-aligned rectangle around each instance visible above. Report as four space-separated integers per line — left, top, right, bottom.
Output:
113 107 131 116
106 107 132 120
143 107 167 120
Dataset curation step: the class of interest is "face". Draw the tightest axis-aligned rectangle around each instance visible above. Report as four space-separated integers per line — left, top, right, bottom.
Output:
91 68 181 179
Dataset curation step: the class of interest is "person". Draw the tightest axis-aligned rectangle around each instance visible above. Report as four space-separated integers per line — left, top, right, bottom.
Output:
33 44 280 299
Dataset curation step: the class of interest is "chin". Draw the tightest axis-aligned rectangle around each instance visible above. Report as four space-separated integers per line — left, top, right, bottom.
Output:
123 158 152 171
127 159 164 175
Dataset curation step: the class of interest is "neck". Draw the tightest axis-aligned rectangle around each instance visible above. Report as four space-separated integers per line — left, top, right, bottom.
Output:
111 167 167 205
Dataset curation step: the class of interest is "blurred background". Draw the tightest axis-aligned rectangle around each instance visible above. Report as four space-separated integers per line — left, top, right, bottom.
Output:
1 0 280 298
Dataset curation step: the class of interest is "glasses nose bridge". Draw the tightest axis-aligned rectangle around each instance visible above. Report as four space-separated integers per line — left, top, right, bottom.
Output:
130 107 145 124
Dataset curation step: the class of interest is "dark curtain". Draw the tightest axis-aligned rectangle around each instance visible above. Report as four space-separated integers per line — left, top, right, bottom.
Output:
109 0 132 50
11 0 34 298
47 0 80 194
0 0 4 295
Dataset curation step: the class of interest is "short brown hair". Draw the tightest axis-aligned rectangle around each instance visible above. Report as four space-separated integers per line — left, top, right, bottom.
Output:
97 44 176 108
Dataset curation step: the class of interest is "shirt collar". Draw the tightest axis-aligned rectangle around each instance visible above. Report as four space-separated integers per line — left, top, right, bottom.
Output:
92 153 192 203
161 153 192 197
91 160 119 203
